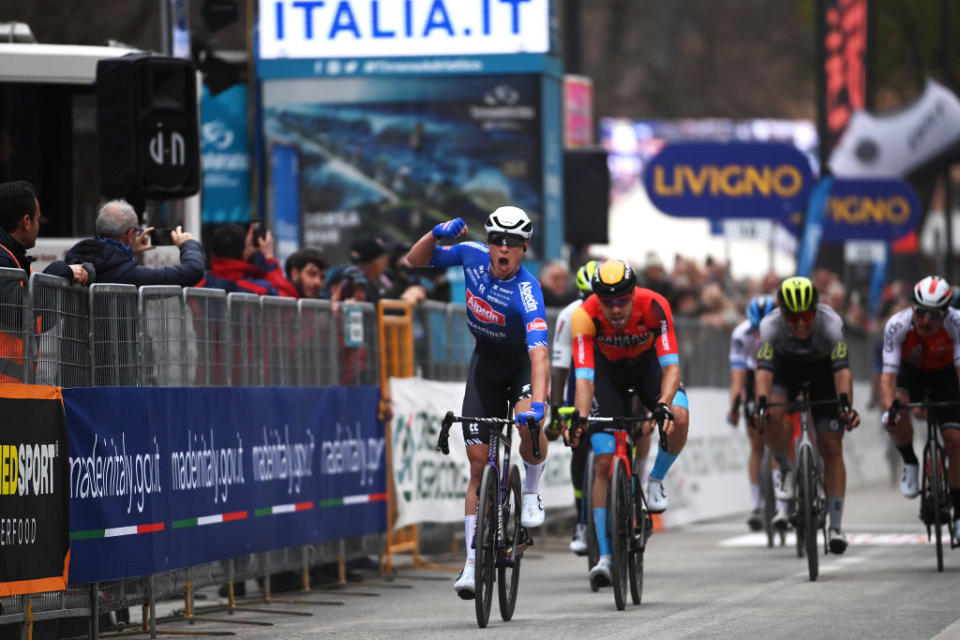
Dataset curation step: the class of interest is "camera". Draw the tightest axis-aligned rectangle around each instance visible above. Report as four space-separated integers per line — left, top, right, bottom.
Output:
252 221 267 245
148 228 174 246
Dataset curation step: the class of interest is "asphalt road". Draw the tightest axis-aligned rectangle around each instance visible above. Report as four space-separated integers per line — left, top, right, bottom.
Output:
143 482 960 639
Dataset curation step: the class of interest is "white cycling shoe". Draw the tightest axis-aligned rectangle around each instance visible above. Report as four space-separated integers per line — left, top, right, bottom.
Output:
900 464 919 499
521 492 545 527
569 523 588 555
646 480 668 513
589 555 612 587
772 506 790 531
828 528 848 554
454 564 475 600
775 469 796 501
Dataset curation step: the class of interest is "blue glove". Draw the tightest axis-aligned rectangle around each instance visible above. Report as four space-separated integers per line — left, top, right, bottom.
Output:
516 401 545 427
432 218 466 239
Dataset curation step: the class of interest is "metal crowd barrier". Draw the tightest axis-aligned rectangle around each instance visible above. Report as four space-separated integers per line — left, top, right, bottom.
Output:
0 279 387 637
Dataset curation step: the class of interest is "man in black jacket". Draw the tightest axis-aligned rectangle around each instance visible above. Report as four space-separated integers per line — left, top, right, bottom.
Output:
0 181 89 283
65 200 205 286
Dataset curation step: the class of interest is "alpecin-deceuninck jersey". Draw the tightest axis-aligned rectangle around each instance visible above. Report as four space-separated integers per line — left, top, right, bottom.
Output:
430 242 549 351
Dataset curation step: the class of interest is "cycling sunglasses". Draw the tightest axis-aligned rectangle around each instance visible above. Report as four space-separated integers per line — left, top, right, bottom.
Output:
784 310 815 324
599 295 632 309
487 232 525 248
914 306 945 320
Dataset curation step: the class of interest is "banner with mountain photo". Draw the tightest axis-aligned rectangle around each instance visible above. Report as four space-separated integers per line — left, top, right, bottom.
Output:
261 74 544 262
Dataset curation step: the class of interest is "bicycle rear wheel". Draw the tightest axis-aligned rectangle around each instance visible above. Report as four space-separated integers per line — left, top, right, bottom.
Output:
628 478 645 606
498 465 522 621
584 452 600 592
475 465 497 628
927 441 946 572
799 447 819 581
609 458 630 611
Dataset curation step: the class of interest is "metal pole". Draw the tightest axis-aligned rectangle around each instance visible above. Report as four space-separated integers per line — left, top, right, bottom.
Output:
158 0 171 55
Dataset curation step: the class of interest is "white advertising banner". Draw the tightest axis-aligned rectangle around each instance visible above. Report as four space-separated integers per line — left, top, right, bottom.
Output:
389 378 571 530
390 380 887 530
259 0 550 60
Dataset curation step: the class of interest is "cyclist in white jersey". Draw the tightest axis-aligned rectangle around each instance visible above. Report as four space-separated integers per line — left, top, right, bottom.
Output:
549 260 597 554
727 295 787 531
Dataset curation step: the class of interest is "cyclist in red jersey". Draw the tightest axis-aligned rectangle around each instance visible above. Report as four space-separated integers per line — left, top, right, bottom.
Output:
881 275 960 541
569 259 690 585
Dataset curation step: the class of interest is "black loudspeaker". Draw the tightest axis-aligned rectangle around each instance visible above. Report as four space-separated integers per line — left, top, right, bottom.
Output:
564 148 610 245
96 54 200 200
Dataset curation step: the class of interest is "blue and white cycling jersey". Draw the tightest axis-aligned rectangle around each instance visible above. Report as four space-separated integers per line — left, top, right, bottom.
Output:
430 242 549 351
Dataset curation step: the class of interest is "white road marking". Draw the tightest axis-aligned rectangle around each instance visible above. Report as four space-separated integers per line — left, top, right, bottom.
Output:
719 532 934 547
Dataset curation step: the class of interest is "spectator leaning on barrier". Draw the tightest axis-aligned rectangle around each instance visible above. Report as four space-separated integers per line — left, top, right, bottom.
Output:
64 200 205 287
0 181 91 285
198 223 298 297
0 180 92 383
322 236 389 303
284 247 330 298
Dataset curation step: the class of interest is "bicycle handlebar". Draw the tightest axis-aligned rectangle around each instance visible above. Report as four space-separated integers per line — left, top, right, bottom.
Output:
436 411 541 459
565 409 671 453
899 400 960 409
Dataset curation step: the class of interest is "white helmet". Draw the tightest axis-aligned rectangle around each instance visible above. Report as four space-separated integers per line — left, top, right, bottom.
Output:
913 275 952 309
484 206 532 240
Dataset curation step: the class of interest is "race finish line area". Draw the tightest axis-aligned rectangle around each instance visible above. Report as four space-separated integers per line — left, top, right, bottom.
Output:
719 531 935 547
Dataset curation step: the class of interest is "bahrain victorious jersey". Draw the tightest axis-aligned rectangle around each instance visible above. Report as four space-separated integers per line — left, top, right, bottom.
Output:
570 287 680 380
430 241 549 351
882 306 960 373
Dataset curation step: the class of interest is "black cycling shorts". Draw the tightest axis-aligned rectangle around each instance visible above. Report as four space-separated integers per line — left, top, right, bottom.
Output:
896 364 960 428
770 356 842 432
461 346 532 446
589 349 684 435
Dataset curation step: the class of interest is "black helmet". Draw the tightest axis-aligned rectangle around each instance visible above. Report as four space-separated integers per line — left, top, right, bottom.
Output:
591 260 637 298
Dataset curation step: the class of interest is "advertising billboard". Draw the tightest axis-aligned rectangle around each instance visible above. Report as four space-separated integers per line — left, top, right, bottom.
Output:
262 74 545 262
258 0 550 59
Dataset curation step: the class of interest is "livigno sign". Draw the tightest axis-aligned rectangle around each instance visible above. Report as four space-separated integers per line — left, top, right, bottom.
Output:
259 0 550 59
642 141 815 221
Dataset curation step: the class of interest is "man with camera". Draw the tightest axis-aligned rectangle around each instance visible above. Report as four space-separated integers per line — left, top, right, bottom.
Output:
65 200 204 287
199 223 297 296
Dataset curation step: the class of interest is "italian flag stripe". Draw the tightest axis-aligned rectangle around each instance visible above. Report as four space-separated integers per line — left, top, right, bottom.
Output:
324 493 388 507
255 502 315 517
174 511 249 529
71 521 164 540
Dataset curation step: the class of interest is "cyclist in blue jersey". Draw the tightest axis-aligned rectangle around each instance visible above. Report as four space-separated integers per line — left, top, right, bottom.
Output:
402 206 550 600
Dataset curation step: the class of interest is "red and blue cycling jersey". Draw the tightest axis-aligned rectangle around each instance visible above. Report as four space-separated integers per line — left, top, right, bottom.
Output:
430 242 549 351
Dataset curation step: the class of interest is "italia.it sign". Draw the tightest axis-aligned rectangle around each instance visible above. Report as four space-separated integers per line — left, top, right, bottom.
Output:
258 0 550 59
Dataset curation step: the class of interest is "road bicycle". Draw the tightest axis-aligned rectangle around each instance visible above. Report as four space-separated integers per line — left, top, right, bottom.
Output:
757 386 850 581
569 410 662 610
894 399 959 572
437 412 540 628
734 395 783 547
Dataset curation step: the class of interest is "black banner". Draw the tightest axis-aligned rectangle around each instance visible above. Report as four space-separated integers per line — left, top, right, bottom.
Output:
0 386 69 596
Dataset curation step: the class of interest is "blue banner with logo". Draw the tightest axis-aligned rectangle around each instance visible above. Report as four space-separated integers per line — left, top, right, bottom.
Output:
201 84 251 223
820 178 921 240
642 141 814 221
63 386 385 584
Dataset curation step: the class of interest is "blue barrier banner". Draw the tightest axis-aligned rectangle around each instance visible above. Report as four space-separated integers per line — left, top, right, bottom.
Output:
63 386 385 584
642 141 814 220
821 178 921 240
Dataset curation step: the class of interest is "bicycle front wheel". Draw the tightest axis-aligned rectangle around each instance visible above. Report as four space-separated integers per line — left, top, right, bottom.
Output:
584 452 600 592
628 478 645 606
760 451 776 548
498 465 522 621
799 447 819 581
928 440 946 572
609 458 630 611
475 465 497 628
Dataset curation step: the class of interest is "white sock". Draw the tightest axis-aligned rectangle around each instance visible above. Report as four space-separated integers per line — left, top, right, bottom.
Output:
750 484 761 510
464 515 476 564
523 460 545 493
776 499 789 511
